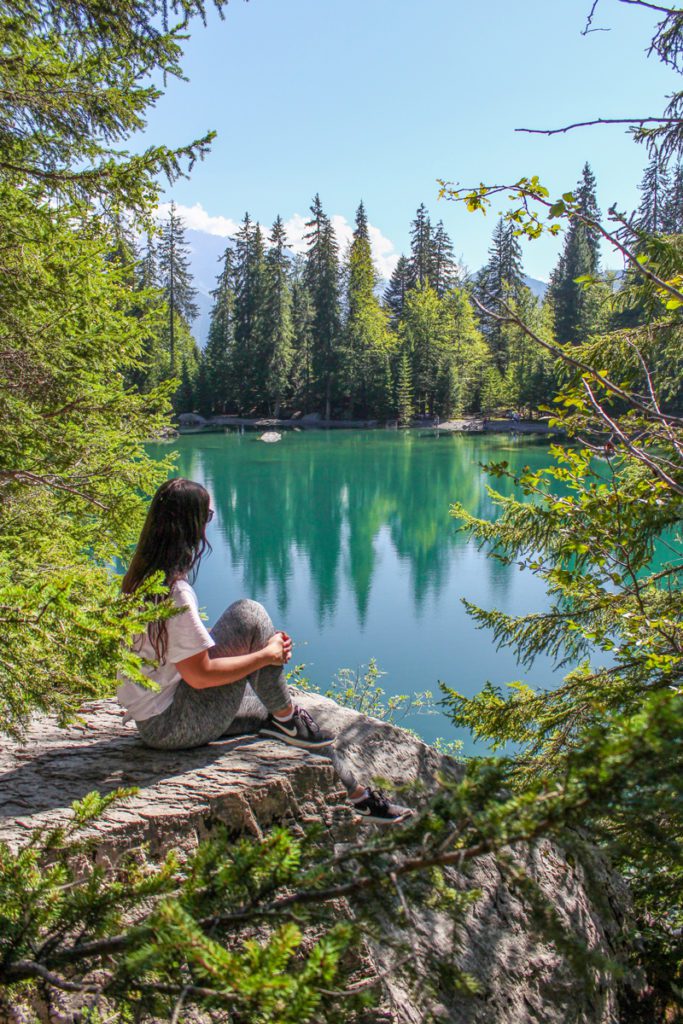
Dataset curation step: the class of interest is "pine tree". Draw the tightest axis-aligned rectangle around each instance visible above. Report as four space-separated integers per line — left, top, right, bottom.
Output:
477 218 525 305
383 255 411 326
637 154 670 234
175 356 195 413
0 198 177 733
232 213 267 413
395 350 414 425
440 288 491 416
574 162 601 260
290 271 315 411
430 220 458 297
158 202 199 374
549 163 602 344
304 194 341 419
124 232 160 394
139 232 160 291
662 162 683 233
106 213 139 289
263 216 294 417
194 354 212 417
204 246 236 414
475 218 526 370
130 229 188 395
399 284 450 416
502 290 556 417
479 364 504 416
409 203 432 288
343 201 393 418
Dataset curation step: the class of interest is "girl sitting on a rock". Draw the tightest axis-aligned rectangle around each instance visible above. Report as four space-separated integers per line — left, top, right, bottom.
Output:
117 477 411 825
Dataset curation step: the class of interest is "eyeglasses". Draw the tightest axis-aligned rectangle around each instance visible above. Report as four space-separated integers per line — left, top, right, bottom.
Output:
207 509 215 522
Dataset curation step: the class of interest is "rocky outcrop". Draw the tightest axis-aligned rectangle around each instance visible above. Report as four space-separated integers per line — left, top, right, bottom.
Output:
0 693 627 1023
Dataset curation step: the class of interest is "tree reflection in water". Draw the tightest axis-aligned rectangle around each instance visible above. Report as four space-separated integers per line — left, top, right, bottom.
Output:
148 430 561 747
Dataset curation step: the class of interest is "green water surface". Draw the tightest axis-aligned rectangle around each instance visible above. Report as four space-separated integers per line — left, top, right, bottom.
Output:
148 429 571 750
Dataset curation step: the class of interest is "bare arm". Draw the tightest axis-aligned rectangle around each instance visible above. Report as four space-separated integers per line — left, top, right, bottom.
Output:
176 632 292 690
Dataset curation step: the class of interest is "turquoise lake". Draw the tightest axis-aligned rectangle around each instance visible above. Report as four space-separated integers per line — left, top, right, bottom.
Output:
149 429 572 751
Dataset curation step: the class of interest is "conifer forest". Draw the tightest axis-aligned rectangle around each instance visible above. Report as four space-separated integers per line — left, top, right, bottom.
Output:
135 157 683 423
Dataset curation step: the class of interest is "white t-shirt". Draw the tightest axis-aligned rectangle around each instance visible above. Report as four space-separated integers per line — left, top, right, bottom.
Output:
117 579 214 722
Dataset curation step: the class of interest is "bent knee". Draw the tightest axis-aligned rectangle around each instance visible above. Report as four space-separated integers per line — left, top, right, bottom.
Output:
228 598 271 624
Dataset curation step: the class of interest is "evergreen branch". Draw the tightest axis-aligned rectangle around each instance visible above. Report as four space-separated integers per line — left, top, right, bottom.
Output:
149 957 411 1004
516 116 681 135
150 981 240 1003
604 456 650 621
1 799 579 987
169 985 192 1023
0 160 112 183
5 960 99 993
0 470 109 508
580 377 683 494
618 0 682 14
628 339 666 420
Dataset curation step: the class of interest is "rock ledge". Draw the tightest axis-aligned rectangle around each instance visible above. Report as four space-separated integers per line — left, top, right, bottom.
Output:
0 693 625 1023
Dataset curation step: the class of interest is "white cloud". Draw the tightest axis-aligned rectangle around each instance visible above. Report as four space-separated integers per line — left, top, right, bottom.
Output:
283 211 400 281
157 202 400 280
156 202 240 238
280 213 309 254
367 224 401 281
330 214 355 254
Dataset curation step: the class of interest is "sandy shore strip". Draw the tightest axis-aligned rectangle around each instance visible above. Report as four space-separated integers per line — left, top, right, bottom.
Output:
436 417 555 434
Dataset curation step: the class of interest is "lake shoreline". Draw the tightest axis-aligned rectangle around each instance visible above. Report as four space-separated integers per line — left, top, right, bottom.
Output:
176 415 557 436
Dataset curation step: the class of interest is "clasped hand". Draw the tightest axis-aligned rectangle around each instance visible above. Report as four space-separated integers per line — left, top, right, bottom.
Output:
264 631 292 665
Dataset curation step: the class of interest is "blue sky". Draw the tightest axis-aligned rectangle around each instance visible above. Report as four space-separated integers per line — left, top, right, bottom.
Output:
141 0 676 281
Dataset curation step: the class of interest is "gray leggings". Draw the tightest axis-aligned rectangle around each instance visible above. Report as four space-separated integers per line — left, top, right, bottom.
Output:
135 599 359 793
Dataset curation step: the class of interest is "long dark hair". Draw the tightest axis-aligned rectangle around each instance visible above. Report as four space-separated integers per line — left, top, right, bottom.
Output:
122 478 212 661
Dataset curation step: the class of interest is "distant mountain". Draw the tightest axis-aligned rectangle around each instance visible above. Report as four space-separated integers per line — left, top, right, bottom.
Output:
186 229 231 347
525 275 548 299
194 290 213 347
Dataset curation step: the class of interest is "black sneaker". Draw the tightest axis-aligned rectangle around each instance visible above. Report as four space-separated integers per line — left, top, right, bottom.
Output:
259 705 334 750
351 788 413 825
